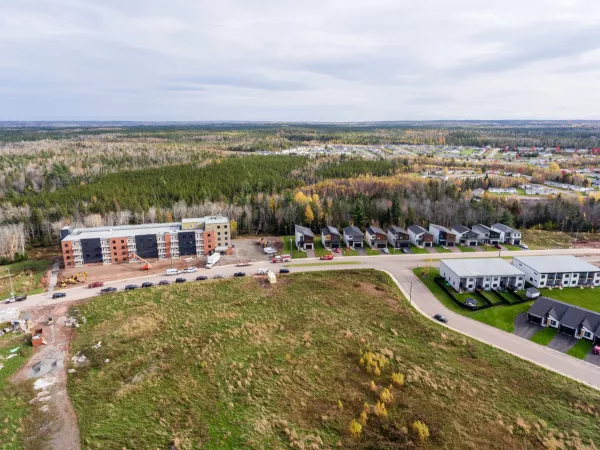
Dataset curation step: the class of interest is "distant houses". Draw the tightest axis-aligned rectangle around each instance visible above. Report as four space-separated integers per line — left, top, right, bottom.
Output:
491 223 521 245
408 225 433 248
343 226 364 248
450 225 479 247
365 226 387 249
294 225 314 250
428 224 456 247
387 226 410 249
472 224 501 245
321 226 341 249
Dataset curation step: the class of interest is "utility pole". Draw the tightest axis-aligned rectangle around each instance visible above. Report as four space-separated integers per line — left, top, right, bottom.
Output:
8 268 15 298
409 281 413 306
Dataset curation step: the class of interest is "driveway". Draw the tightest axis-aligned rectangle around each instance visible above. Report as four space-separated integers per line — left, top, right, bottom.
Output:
548 333 578 353
355 247 367 256
305 248 316 258
513 313 542 339
425 246 438 253
585 351 600 367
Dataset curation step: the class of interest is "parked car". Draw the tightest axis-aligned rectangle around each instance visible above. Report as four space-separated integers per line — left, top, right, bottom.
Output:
334 248 341 253
520 243 529 249
186 267 197 273
494 244 502 249
124 284 138 291
464 298 477 309
52 292 67 299
158 280 170 286
433 314 448 323
4 297 15 304
402 248 409 254
100 287 117 294
383 248 390 254
279 268 290 274
14 294 27 302
320 254 334 261
175 277 186 283
257 268 269 275
196 275 208 281
141 282 154 288
88 281 104 288
593 345 600 355
233 272 246 277
213 274 224 279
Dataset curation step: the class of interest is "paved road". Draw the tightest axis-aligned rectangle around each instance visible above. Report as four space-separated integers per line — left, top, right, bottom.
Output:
8 248 600 389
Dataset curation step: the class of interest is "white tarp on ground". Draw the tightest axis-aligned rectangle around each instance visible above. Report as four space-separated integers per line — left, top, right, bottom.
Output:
0 307 19 323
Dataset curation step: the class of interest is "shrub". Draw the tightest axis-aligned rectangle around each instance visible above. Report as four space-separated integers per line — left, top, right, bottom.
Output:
373 401 387 417
361 351 388 376
359 410 368 425
411 421 430 442
348 419 362 438
391 373 405 387
338 400 343 411
370 380 377 391
379 387 394 404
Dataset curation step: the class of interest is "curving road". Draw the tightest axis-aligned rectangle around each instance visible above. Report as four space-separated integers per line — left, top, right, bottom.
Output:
8 248 600 390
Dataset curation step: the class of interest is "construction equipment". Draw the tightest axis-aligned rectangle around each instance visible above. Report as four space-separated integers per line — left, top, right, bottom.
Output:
131 253 152 271
58 271 87 288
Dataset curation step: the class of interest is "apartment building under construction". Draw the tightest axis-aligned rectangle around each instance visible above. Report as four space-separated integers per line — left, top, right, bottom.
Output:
60 216 230 268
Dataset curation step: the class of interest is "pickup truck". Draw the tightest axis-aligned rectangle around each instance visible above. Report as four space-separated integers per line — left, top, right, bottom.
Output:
88 281 104 288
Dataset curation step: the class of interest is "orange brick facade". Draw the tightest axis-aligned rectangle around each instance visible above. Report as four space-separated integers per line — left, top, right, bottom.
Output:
203 230 216 254
61 241 75 268
110 237 130 264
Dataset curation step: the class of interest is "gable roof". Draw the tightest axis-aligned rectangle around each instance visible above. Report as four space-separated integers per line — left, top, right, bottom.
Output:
451 224 470 234
472 224 493 233
321 225 340 236
492 223 516 233
366 225 385 235
389 226 408 235
408 225 428 234
430 224 451 233
528 297 600 331
294 224 314 237
343 225 364 237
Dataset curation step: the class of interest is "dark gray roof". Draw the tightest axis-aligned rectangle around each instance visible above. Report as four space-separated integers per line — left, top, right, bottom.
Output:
343 226 364 237
321 225 340 236
451 224 470 234
492 223 516 233
408 225 428 234
526 287 539 294
472 224 493 233
528 297 600 331
389 226 408 235
366 226 385 235
295 224 314 237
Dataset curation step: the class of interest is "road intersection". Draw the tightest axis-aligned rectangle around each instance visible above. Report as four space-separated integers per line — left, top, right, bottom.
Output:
9 248 600 390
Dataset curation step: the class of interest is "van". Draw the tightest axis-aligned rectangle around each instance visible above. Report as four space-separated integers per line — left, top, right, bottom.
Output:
166 269 178 276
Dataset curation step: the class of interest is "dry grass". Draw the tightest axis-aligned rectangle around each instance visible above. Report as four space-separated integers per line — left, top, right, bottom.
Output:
67 270 600 449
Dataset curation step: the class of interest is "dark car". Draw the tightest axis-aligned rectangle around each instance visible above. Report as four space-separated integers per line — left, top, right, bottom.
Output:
279 268 290 274
141 282 154 288
494 244 502 249
196 276 208 281
100 287 117 294
175 277 186 283
233 272 246 277
464 298 477 309
433 314 448 323
158 280 170 286
124 284 138 291
52 292 66 299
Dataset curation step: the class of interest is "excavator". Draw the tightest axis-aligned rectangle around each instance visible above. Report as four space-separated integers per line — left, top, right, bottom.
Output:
130 253 152 271
58 271 87 288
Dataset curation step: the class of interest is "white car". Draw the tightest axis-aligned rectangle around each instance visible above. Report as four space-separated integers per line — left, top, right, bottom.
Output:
4 297 15 304
383 248 390 254
185 267 197 273
257 268 269 275
520 243 529 249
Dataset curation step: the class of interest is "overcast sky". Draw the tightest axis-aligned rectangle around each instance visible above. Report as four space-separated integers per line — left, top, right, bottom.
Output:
1 0 599 121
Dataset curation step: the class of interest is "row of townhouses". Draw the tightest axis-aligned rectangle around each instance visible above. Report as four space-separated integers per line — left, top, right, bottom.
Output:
294 222 522 251
60 216 231 268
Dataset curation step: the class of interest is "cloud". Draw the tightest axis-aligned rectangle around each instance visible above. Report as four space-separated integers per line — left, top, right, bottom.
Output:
0 0 599 120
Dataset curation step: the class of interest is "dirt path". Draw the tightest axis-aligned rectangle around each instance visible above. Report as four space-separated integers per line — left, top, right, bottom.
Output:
13 303 81 449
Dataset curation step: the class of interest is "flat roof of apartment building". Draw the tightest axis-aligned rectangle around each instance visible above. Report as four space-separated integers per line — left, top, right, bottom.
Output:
513 255 600 273
62 223 182 241
441 258 524 277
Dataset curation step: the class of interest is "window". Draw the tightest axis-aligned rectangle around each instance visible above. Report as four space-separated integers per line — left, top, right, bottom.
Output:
113 246 116 250
115 258 119 262
65 250 70 254
121 240 124 243
66 256 71 260
218 232 221 236
217 225 221 229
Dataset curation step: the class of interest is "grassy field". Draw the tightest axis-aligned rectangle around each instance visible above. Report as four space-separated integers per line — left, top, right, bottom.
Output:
567 339 595 359
409 244 428 254
0 259 51 298
539 288 600 313
433 245 451 253
282 236 307 259
365 247 380 256
503 245 522 251
520 230 576 249
67 270 600 449
342 247 359 256
0 332 45 449
285 261 361 267
414 267 534 332
530 328 558 345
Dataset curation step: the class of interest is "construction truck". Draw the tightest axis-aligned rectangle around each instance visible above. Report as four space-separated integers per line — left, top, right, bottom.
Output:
206 253 220 269
130 253 152 271
58 271 87 288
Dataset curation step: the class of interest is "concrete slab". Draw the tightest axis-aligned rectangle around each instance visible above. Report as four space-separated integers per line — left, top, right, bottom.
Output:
513 313 542 339
548 333 578 353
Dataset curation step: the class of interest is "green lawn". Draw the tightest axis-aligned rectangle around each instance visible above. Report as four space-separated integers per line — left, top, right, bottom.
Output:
503 245 522 251
538 287 600 313
530 327 558 345
342 247 359 256
434 245 451 253
414 267 534 332
67 270 600 449
409 244 429 254
312 237 331 258
285 261 362 267
365 247 380 256
282 236 307 259
0 259 51 298
481 245 500 252
457 245 476 253
567 339 595 359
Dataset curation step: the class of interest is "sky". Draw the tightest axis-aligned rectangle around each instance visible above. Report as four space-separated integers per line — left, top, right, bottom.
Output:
1 0 599 121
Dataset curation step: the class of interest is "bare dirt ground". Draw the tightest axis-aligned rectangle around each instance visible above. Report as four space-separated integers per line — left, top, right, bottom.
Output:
12 303 81 450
